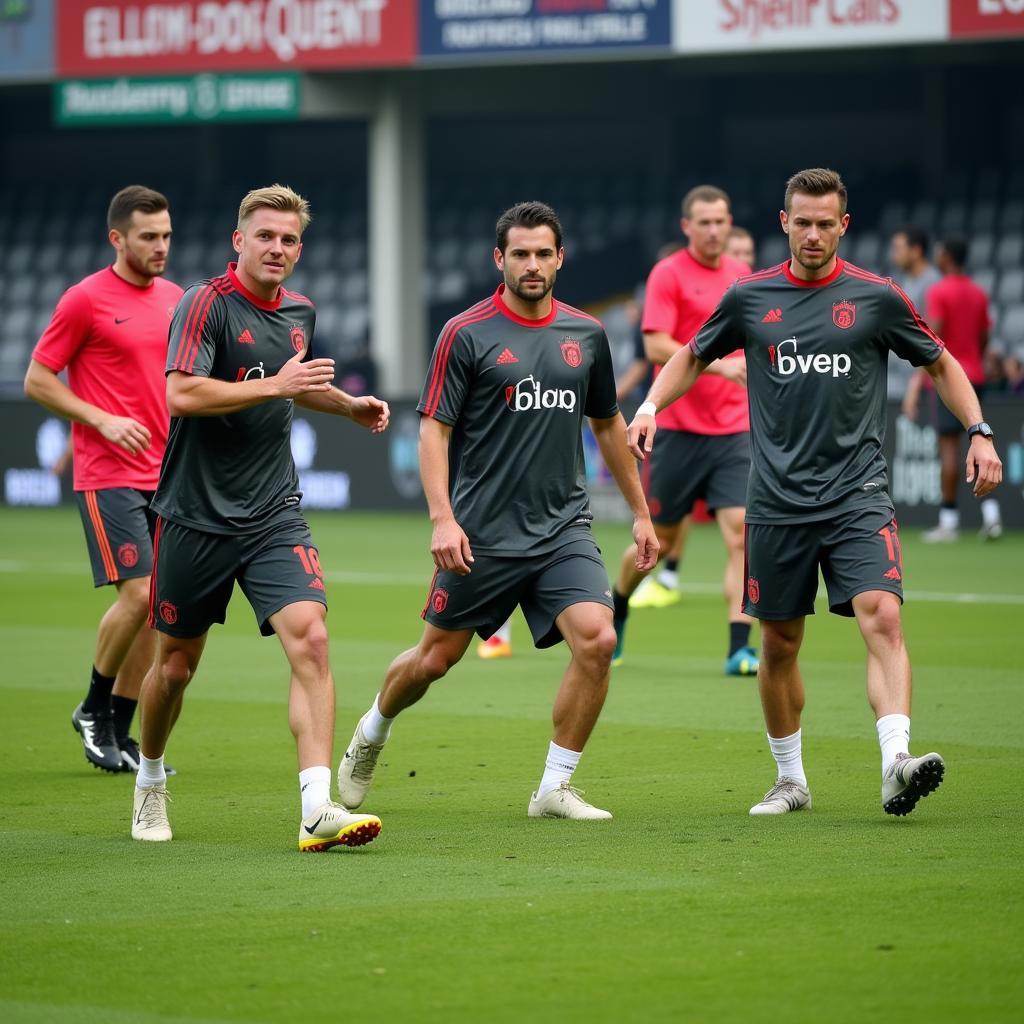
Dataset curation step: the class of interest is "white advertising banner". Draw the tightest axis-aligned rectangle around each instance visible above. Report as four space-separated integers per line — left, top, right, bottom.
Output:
673 0 949 53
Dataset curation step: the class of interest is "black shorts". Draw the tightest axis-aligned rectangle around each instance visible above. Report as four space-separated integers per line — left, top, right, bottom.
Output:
148 515 328 638
743 507 904 620
75 488 157 587
927 384 986 437
644 430 750 524
421 527 613 649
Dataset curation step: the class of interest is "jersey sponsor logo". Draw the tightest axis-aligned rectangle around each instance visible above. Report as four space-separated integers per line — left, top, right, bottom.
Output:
560 338 583 368
238 329 255 345
290 324 306 353
430 587 449 614
236 361 266 381
158 600 178 625
832 300 856 330
761 308 783 323
496 348 519 365
747 577 760 604
118 542 139 568
504 375 577 413
774 338 851 378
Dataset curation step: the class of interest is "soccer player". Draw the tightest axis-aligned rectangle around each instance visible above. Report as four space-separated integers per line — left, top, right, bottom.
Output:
903 237 1003 541
726 226 756 268
627 168 1003 817
611 186 757 677
888 226 940 401
337 201 658 821
131 185 389 851
24 185 182 774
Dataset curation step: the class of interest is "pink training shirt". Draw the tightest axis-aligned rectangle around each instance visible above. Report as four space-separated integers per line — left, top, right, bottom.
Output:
925 274 990 386
32 267 182 491
642 248 750 434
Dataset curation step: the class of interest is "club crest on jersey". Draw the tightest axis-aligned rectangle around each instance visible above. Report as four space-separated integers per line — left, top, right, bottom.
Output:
289 324 306 353
431 588 449 614
505 375 577 413
747 577 760 604
560 338 582 368
118 543 139 568
832 301 856 330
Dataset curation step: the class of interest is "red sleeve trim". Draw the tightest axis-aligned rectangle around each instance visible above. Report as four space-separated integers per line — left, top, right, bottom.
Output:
737 263 786 286
842 261 888 286
889 280 945 348
555 300 602 326
282 288 315 307
174 276 232 373
422 300 497 418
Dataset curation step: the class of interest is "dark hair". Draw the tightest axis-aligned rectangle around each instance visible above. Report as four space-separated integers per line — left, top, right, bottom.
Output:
495 201 562 253
895 225 929 255
107 185 170 233
681 185 731 219
784 168 847 215
939 236 968 269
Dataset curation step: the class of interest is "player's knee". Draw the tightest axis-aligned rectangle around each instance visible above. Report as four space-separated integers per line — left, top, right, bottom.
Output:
761 625 801 665
293 619 331 674
860 594 904 645
118 576 151 623
575 624 618 674
419 641 460 682
160 650 193 693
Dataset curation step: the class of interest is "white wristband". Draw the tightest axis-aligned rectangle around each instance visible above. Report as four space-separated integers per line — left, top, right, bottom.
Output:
637 401 657 418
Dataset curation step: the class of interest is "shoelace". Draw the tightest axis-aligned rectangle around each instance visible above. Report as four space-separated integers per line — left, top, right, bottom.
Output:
348 743 380 782
89 710 118 749
762 779 803 804
137 788 171 826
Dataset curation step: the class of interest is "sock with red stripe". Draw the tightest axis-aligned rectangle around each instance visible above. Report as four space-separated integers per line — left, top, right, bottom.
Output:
82 666 115 714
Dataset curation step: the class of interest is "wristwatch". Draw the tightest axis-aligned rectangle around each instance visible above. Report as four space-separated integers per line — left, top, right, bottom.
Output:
967 422 994 441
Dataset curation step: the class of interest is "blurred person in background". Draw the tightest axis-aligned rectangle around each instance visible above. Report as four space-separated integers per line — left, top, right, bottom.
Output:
1005 346 1024 395
611 186 757 677
889 226 941 401
903 237 1002 541
726 226 756 268
24 185 181 776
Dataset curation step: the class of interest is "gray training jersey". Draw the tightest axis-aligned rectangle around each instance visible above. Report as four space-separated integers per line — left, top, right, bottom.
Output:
418 285 619 556
691 258 944 524
152 263 316 534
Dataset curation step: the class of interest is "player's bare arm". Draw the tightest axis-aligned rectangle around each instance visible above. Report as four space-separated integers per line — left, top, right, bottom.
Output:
295 389 390 434
166 351 334 417
589 413 659 571
419 415 474 575
644 329 743 382
24 358 151 454
625 346 708 461
924 350 1003 496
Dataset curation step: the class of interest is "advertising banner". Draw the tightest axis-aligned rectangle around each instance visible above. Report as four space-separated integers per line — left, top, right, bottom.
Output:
673 0 948 53
419 0 672 59
0 0 55 80
56 0 416 76
55 72 300 125
949 0 1024 39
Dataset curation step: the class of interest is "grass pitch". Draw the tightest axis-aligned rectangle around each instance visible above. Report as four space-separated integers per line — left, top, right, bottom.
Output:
0 507 1021 1023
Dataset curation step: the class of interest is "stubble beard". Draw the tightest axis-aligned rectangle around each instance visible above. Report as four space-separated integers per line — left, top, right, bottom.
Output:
505 270 555 305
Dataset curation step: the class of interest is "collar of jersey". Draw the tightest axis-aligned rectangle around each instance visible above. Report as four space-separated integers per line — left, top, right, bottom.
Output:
227 262 283 310
107 266 156 291
783 257 845 289
493 284 558 328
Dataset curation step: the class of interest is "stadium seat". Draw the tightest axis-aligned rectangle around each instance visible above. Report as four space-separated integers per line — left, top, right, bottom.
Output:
939 202 968 234
968 234 994 269
850 233 882 271
1003 201 1024 234
1000 305 1024 346
994 235 1023 269
973 268 996 298
970 201 997 234
996 268 1024 307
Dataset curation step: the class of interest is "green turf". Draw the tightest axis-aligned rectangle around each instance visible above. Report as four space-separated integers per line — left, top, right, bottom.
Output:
0 508 1021 1023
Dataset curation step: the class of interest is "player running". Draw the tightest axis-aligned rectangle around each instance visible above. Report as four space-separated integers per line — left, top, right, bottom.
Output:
131 185 389 851
25 186 182 774
627 168 1002 817
337 201 658 821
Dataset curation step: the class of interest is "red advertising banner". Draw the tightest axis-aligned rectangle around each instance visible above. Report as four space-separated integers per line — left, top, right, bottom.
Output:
56 0 417 76
950 0 1024 37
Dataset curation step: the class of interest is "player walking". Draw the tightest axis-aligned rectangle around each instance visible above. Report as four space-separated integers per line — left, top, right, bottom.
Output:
338 201 658 820
627 168 1002 817
25 186 181 774
131 185 389 851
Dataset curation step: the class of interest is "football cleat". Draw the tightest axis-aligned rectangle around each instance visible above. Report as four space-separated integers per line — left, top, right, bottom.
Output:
71 702 123 773
978 522 1003 541
882 751 944 816
337 722 384 810
131 785 172 842
298 801 381 852
628 577 681 609
725 646 760 677
749 777 812 815
922 525 958 544
118 737 177 777
527 782 612 820
477 635 512 659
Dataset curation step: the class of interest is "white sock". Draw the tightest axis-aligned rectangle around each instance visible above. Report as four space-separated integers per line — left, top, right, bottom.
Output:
768 729 806 786
537 741 582 797
939 507 959 530
877 713 910 775
361 694 393 745
299 765 331 817
657 568 679 590
981 498 1001 527
136 754 166 790
494 619 511 644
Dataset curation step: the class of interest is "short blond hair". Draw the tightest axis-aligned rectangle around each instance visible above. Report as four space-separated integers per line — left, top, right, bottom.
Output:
237 184 311 233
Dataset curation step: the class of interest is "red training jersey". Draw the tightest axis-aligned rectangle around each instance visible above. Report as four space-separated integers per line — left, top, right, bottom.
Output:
642 248 750 434
32 267 182 491
925 274 989 386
